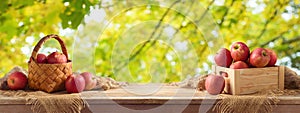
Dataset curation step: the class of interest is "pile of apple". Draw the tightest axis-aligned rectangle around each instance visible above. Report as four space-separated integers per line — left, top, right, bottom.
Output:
65 72 97 93
205 42 278 95
7 71 97 93
214 42 277 69
36 52 67 64
7 52 97 93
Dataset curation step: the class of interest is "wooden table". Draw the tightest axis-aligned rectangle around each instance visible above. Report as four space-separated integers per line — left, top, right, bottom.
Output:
0 84 300 113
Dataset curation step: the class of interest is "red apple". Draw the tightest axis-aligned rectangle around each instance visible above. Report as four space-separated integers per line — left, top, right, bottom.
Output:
266 49 277 67
47 52 67 64
214 48 233 67
7 72 28 90
230 61 248 69
65 73 85 93
37 53 47 63
245 58 255 68
249 48 270 68
220 72 228 77
230 42 250 61
80 72 97 90
205 75 225 95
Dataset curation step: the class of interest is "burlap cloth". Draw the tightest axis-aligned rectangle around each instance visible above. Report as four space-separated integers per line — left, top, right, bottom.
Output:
213 89 300 113
0 66 127 113
0 90 85 113
171 66 300 113
1 66 300 113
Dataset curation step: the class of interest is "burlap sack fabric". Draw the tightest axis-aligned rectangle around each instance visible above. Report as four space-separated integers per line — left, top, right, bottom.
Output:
214 91 278 113
0 66 128 113
0 90 86 113
214 89 300 113
172 67 300 113
28 34 72 93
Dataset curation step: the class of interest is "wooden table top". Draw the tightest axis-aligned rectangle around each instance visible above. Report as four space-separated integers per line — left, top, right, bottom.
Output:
0 84 300 113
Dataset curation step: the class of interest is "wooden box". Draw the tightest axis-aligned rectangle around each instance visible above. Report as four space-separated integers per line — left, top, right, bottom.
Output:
212 65 284 95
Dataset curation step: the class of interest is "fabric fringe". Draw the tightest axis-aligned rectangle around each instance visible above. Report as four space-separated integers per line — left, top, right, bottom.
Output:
212 89 300 113
0 90 86 113
27 94 86 113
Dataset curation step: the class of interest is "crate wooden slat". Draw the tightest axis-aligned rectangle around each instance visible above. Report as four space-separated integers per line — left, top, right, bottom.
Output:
212 65 284 95
0 84 299 113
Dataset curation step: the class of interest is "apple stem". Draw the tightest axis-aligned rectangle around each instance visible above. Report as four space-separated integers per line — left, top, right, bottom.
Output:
262 51 268 56
234 45 239 49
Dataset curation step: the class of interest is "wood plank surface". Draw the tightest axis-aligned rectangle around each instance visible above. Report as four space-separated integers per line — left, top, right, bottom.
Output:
0 84 300 113
279 66 285 90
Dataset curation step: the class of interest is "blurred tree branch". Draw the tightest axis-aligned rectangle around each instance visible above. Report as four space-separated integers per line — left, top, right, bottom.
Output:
160 0 215 61
252 1 289 47
256 1 289 39
260 30 288 47
198 0 216 23
219 0 235 27
260 17 300 47
282 36 300 44
113 0 180 73
255 9 278 40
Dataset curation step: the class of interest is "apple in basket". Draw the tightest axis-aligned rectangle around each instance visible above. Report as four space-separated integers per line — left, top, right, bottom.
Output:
36 53 47 63
47 52 67 64
80 72 97 90
65 73 85 93
7 71 28 90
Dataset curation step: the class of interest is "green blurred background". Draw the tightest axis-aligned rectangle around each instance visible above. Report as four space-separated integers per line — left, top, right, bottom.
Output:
0 0 299 83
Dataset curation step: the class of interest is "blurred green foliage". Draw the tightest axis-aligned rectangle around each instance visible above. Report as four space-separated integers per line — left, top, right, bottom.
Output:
0 0 299 83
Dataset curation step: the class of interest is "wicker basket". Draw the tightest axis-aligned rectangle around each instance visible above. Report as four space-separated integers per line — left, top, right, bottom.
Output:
28 34 72 93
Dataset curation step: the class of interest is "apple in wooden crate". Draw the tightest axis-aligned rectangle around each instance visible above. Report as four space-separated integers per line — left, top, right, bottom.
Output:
249 48 270 68
230 42 250 61
7 72 28 90
221 72 228 77
230 61 248 69
214 48 233 67
266 48 277 67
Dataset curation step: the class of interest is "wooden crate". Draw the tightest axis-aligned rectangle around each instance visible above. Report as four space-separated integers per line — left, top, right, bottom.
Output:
212 65 284 95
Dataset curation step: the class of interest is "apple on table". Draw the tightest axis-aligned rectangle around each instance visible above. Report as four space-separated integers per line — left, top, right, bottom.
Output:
65 73 86 93
65 72 98 93
7 71 28 90
80 72 97 91
205 75 225 95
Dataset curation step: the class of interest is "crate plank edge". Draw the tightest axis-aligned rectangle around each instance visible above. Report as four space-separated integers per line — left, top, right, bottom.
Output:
212 65 284 95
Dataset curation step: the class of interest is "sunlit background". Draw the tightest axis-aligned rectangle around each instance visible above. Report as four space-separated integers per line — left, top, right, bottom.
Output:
0 0 299 83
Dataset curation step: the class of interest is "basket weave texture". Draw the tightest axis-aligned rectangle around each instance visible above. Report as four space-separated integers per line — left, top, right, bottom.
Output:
28 34 72 93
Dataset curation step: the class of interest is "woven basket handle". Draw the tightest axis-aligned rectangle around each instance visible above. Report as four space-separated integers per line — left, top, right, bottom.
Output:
30 34 69 61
